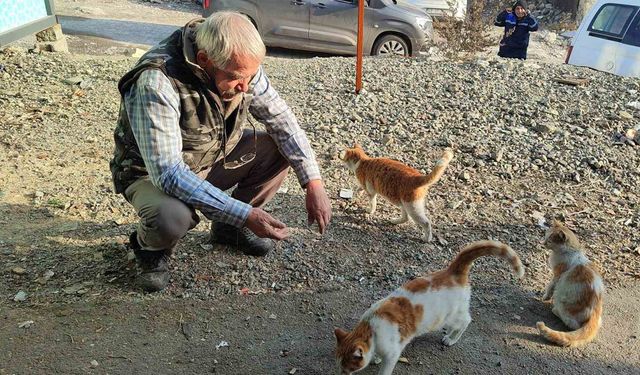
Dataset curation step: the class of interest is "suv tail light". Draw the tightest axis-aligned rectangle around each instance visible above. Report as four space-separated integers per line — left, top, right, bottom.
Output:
204 0 210 9
564 45 573 64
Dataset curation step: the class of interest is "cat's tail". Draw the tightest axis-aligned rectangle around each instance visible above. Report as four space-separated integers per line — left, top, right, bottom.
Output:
536 298 602 347
446 240 525 280
420 148 454 187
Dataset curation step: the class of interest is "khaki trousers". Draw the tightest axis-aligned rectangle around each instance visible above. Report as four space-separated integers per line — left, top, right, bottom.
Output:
124 129 289 251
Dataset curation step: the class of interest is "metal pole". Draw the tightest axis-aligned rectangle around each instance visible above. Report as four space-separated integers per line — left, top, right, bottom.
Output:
355 0 364 94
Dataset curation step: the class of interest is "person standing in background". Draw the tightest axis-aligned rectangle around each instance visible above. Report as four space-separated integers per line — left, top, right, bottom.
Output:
495 1 539 59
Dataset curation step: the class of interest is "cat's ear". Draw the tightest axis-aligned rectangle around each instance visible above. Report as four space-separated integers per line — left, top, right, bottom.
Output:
334 327 348 343
353 347 364 359
550 230 566 243
354 143 362 150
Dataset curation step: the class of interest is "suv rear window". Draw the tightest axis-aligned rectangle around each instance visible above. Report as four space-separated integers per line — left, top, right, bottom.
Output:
623 12 640 47
588 3 638 38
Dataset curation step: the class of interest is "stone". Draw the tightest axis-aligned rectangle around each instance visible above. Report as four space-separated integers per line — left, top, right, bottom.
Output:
475 59 490 68
90 360 99 368
534 122 557 134
35 24 65 42
18 320 34 329
626 101 640 110
127 48 147 59
14 291 27 302
545 108 559 117
63 76 84 85
620 111 634 121
492 148 504 162
11 267 26 275
544 31 557 44
37 39 69 53
77 6 107 16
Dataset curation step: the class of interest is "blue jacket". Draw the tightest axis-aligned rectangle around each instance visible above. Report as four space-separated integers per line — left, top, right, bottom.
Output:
495 10 538 59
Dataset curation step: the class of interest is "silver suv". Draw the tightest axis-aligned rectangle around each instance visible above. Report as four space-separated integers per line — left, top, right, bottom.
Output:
203 0 432 57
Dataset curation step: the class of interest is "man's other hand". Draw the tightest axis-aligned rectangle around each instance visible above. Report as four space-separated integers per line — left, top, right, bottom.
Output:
245 208 289 240
305 179 332 234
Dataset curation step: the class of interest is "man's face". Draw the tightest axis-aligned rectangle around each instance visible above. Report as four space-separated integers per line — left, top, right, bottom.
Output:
197 52 261 102
514 5 526 18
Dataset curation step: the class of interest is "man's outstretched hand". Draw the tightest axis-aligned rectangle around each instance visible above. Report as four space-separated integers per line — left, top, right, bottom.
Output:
305 179 332 234
245 207 289 240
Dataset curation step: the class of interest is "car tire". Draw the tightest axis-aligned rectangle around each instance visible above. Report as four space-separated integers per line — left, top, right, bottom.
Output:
245 15 258 31
373 35 409 57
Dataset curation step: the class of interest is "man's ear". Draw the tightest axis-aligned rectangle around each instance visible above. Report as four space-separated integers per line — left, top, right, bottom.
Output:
196 50 209 68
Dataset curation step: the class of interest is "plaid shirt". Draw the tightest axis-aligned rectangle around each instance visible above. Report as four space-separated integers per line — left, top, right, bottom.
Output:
124 66 321 227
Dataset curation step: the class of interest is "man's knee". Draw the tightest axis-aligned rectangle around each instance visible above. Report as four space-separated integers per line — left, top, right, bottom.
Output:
140 198 196 250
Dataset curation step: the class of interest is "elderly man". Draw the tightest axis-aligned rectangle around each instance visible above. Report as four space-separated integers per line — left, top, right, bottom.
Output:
110 12 332 292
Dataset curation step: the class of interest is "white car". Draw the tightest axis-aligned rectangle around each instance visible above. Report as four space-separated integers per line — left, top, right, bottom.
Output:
566 0 640 77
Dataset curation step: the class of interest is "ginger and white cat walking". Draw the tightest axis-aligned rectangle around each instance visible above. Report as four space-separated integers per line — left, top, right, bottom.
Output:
334 241 524 375
536 221 604 347
339 145 454 242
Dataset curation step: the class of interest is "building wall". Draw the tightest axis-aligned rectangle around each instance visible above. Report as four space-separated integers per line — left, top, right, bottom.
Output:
0 0 49 34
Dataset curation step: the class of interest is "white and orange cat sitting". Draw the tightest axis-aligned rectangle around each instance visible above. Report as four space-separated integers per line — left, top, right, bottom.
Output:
339 144 454 242
334 240 524 375
536 221 604 347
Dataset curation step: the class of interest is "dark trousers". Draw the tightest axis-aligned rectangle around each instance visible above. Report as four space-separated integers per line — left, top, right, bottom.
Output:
124 129 289 251
498 45 527 59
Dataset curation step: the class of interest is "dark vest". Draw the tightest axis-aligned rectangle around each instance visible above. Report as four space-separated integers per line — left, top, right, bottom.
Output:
110 19 247 194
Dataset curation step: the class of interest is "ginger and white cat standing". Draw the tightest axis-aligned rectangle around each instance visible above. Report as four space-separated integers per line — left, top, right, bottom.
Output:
339 145 454 242
334 240 524 375
536 221 604 347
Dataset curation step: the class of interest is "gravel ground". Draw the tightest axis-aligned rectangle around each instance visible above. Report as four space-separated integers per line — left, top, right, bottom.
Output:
0 35 639 373
1 46 639 303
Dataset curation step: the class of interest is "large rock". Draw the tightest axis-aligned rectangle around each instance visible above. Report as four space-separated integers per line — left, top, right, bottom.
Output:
35 24 65 42
35 24 69 53
38 39 69 53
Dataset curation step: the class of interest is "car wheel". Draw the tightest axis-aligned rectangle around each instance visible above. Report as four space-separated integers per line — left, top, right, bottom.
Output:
245 15 258 31
373 35 409 57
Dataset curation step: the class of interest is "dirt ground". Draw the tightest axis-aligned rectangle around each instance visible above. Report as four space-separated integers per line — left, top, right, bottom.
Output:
1 1 640 374
2 286 639 374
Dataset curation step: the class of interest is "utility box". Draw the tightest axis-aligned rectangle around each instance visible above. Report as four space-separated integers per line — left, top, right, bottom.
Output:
0 0 58 47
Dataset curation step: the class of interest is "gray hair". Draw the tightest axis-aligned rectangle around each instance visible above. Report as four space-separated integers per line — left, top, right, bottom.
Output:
195 11 266 69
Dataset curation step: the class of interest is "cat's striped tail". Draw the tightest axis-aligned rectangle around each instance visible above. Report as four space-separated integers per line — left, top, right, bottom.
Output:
421 148 454 187
536 299 602 347
446 240 525 280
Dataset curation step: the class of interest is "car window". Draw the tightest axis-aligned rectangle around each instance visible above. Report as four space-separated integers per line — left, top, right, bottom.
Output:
588 4 637 38
623 12 640 47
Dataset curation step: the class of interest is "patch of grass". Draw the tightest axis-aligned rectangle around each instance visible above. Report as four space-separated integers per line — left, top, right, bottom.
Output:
47 198 66 209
